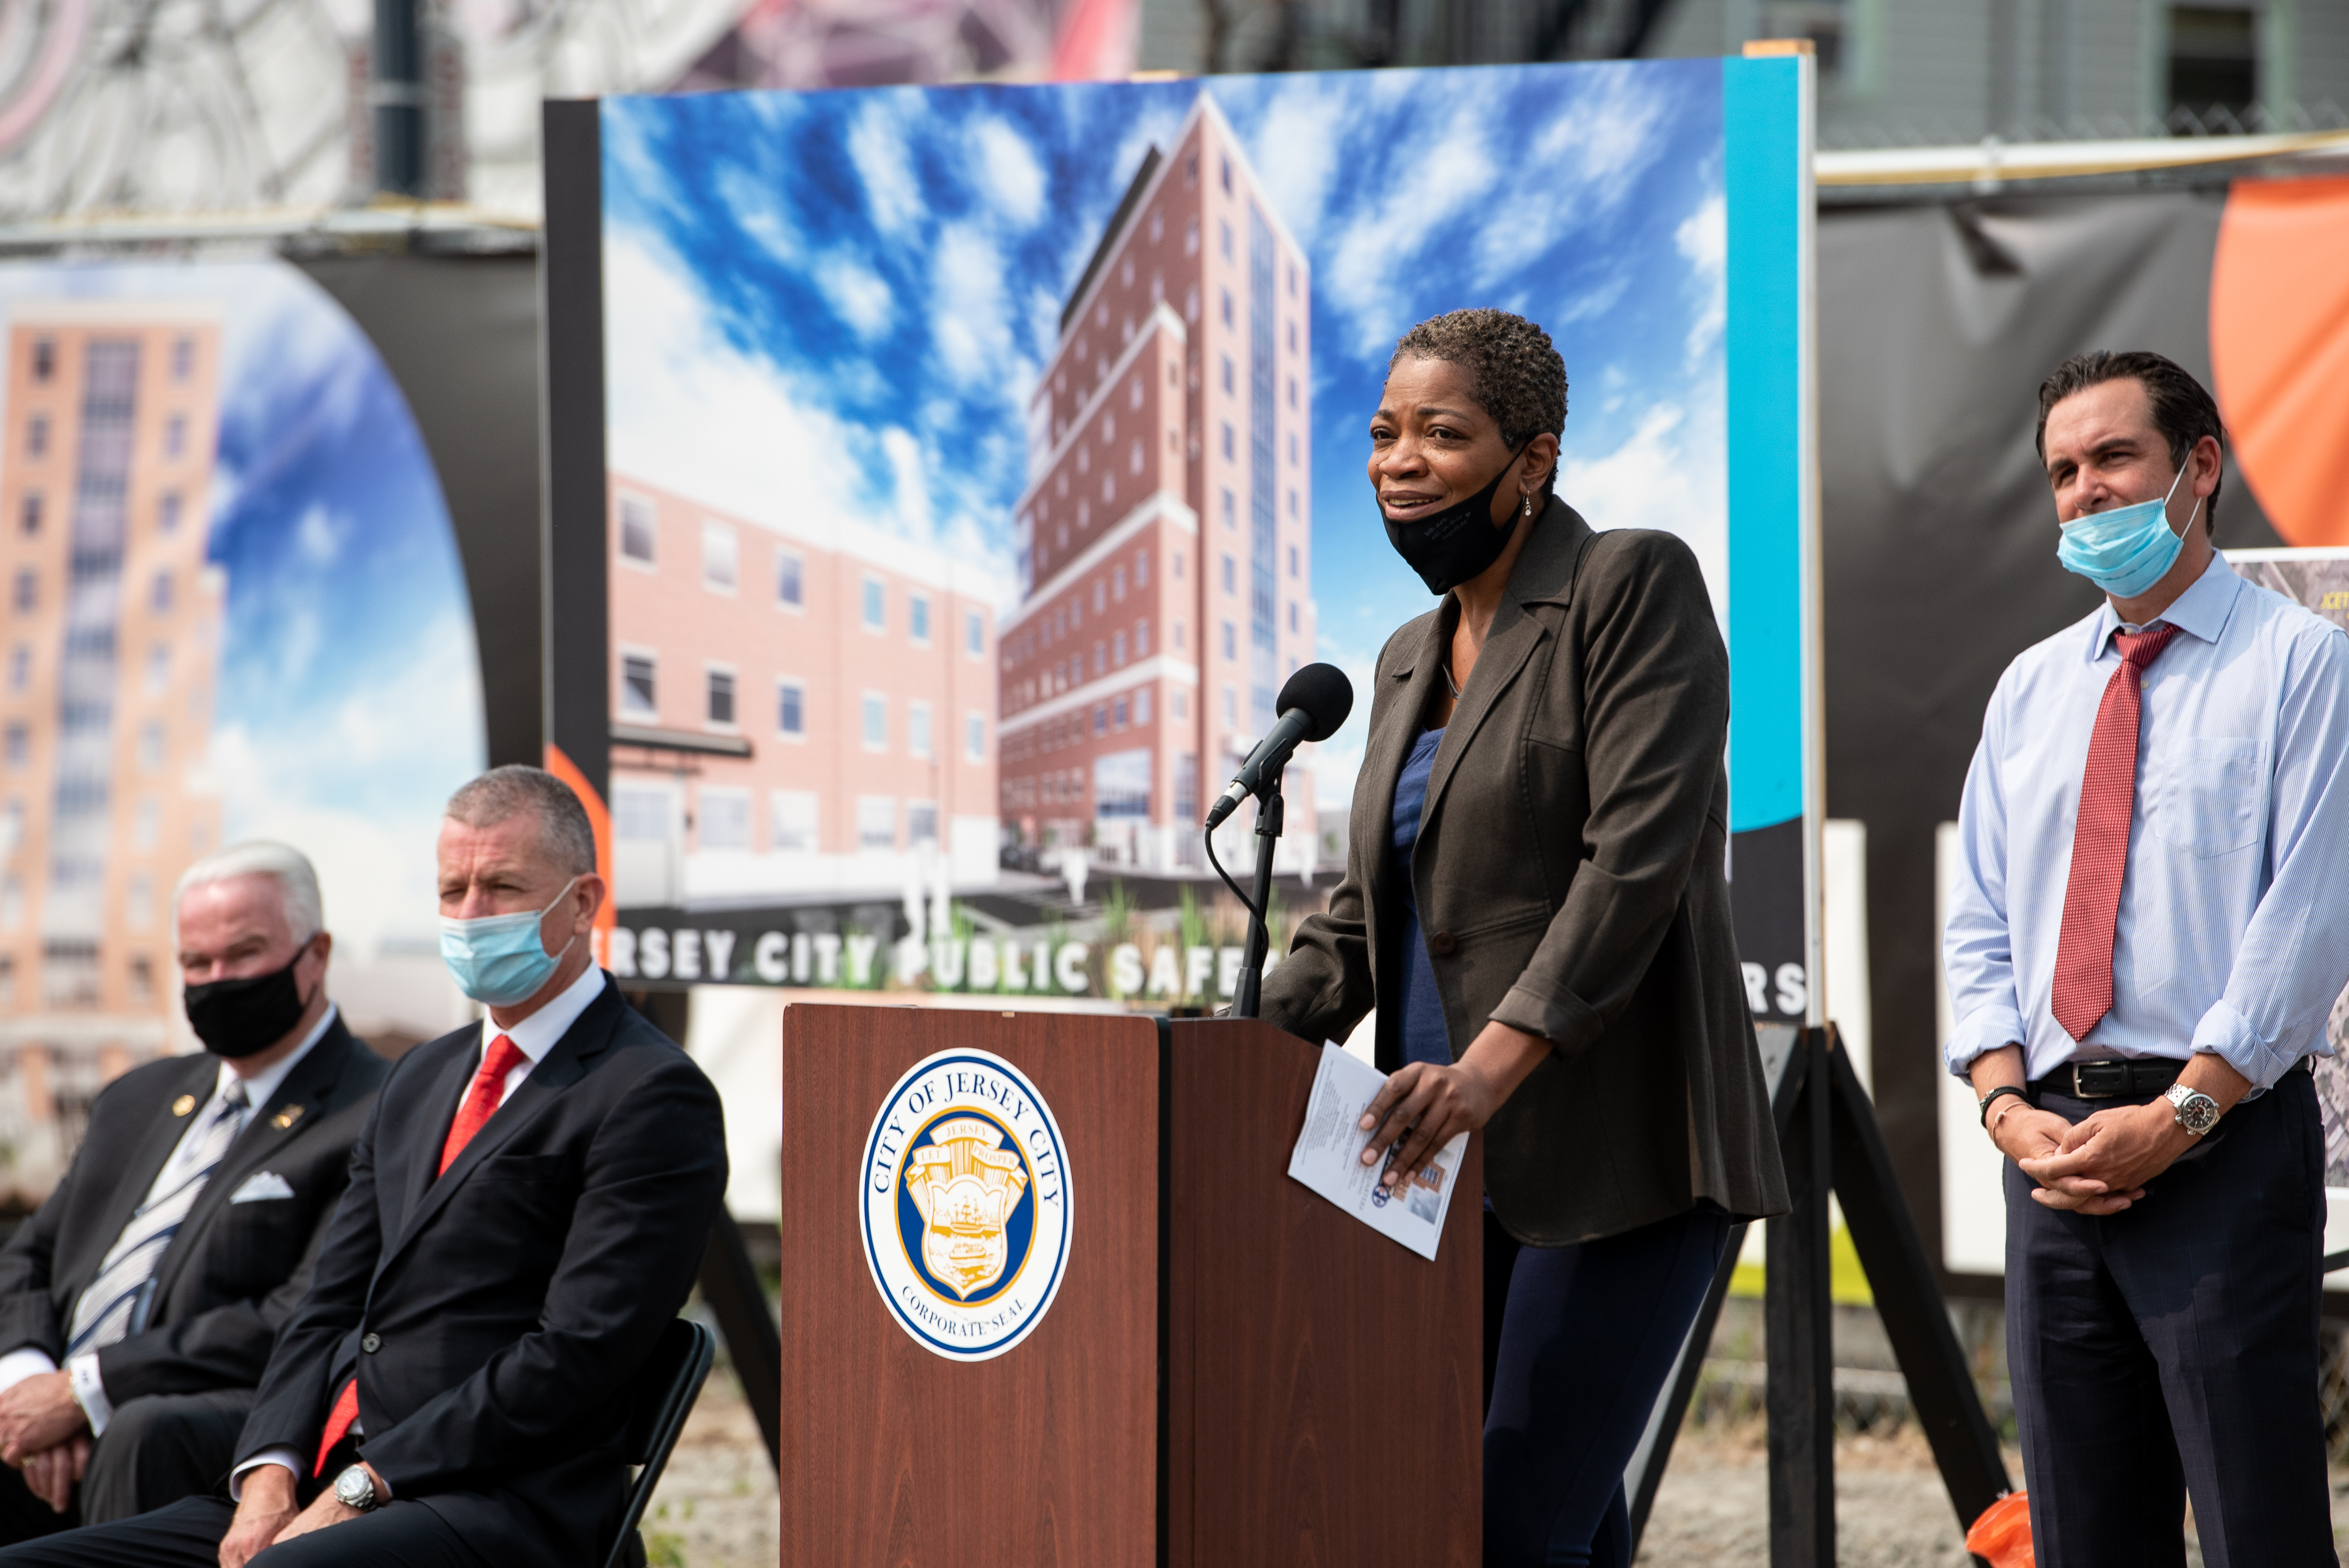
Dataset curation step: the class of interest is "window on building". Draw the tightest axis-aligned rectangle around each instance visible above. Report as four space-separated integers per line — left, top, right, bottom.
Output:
619 495 656 564
772 791 819 852
1113 697 1128 730
1221 290 1233 328
1288 320 1298 354
614 786 670 841
863 694 888 751
701 521 737 592
857 795 897 850
1174 620 1186 651
777 679 805 737
128 953 154 1000
18 493 38 535
1094 705 1108 736
145 643 170 696
1222 621 1236 660
1094 579 1108 613
160 492 181 532
1289 433 1298 466
966 713 985 761
1149 209 1163 243
1220 221 1233 259
1288 489 1298 520
776 549 804 608
965 609 984 657
5 646 26 691
909 701 933 759
1221 555 1236 594
172 336 194 381
1113 630 1126 666
166 416 187 459
908 801 940 848
1184 217 1199 255
1093 641 1107 677
1288 602 1299 634
1223 686 1236 725
1136 619 1150 656
1220 157 1231 192
1221 423 1235 461
910 594 931 645
1221 355 1234 394
26 416 46 458
699 788 751 850
621 653 656 717
1173 690 1188 720
0 953 13 1004
706 668 737 728
133 797 159 850
2169 6 2257 123
151 572 173 613
862 577 885 631
1173 553 1185 580
138 721 164 773
3 723 24 769
1185 286 1199 322
31 339 53 381
1136 688 1154 725
1135 549 1150 587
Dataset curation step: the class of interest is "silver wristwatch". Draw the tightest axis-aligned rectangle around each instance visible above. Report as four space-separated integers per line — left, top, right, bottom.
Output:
333 1464 381 1512
2164 1083 2220 1137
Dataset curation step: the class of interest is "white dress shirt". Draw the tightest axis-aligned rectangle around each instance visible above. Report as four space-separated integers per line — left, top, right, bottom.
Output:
233 964 609 1494
0 1007 341 1436
1944 552 2349 1090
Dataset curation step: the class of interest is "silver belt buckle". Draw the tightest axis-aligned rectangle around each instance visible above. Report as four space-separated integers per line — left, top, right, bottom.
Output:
2071 1060 2129 1099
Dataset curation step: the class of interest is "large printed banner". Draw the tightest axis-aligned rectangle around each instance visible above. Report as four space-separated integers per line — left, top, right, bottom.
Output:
550 55 1819 1010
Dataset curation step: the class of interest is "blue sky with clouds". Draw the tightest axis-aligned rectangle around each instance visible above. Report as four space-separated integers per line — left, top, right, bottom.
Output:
0 260 483 958
603 61 1727 797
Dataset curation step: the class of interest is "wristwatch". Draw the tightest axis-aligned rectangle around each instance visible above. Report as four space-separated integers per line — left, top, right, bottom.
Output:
333 1464 382 1512
2164 1083 2221 1137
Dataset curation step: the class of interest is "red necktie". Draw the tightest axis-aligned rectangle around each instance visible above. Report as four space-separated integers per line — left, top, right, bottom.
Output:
315 1034 530 1474
2051 624 2181 1043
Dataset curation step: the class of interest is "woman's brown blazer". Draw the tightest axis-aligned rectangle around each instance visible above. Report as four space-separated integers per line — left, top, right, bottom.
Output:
1261 498 1789 1246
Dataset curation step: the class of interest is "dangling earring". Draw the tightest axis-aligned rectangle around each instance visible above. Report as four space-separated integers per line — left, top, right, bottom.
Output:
1521 492 1533 520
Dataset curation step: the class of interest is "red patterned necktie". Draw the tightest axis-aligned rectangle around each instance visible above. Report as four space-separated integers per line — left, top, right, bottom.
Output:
315 1034 529 1475
2050 624 2182 1043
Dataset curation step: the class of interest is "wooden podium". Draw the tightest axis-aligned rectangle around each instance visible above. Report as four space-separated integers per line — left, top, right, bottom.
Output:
778 1004 1481 1567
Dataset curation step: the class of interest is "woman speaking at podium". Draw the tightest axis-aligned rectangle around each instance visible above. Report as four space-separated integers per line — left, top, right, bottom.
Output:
1259 309 1788 1567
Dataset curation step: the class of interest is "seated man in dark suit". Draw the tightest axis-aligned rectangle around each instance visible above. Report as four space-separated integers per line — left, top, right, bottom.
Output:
0 842 386 1539
0 765 728 1568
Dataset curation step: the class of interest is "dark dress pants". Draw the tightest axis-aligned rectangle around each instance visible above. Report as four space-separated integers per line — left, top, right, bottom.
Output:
2006 1067 2333 1568
0 1387 256 1543
1481 1201 1731 1568
0 1495 491 1568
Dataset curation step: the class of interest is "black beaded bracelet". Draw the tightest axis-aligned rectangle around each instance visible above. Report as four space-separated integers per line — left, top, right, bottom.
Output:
1976 1083 2031 1127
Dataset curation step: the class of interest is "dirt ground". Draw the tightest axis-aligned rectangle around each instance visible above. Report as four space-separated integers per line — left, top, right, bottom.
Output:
647 1374 2349 1567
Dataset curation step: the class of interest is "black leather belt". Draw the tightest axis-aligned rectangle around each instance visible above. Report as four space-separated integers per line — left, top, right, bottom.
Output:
2032 1058 2185 1099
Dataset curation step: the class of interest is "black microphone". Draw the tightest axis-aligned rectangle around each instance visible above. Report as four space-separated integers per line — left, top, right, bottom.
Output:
1204 663 1354 830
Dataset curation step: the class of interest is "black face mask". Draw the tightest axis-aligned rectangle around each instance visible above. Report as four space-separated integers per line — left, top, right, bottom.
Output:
183 950 312 1059
1378 442 1534 595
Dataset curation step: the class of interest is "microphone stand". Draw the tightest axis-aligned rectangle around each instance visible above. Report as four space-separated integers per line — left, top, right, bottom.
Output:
1231 768 1283 1019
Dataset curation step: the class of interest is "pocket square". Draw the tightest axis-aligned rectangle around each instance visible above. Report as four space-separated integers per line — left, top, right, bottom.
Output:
228 1171 296 1204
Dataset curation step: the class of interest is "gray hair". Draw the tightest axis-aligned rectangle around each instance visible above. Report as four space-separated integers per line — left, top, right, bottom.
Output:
174 840 324 944
1389 308 1569 487
446 765 597 878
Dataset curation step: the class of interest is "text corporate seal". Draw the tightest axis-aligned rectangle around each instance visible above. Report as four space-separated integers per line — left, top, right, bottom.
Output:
859 1048 1071 1362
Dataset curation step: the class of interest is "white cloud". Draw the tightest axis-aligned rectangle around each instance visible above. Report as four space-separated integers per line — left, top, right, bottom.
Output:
815 254 893 341
1245 79 1345 246
971 117 1048 226
1319 94 1501 358
293 502 343 564
1563 399 1728 628
882 426 933 536
931 223 1012 382
1676 192 1727 365
1476 66 1671 289
847 97 925 239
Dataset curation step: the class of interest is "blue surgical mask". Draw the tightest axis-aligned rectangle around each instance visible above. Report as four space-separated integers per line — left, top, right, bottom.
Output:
2055 460 2200 600
440 877 579 1006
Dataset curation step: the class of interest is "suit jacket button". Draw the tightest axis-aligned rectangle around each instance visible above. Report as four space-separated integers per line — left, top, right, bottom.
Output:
1430 930 1456 956
361 1333 381 1353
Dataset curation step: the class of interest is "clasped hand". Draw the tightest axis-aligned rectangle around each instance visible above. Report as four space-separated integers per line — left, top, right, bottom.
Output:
2001 1101 2194 1215
0 1369 91 1512
1356 1020 1552 1186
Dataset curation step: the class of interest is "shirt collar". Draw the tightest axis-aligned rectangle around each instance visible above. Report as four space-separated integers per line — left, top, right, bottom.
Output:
216 1002 338 1113
2087 549 2241 660
483 962 608 1066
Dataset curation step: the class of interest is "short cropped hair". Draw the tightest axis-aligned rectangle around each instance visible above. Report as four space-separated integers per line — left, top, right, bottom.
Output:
1390 309 1568 489
2034 350 2225 526
175 841 324 945
445 765 597 878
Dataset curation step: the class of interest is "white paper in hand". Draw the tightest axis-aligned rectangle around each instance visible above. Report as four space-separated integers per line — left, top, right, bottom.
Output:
1285 1041 1467 1260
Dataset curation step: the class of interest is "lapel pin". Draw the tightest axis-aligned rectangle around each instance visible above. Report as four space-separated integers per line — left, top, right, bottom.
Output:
271 1105 304 1130
172 1094 196 1117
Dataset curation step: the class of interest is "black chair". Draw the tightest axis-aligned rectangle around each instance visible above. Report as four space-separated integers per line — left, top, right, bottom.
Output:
602 1317 718 1568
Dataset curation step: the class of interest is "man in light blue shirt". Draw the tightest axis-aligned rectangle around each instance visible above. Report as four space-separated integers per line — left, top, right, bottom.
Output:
1944 350 2349 1565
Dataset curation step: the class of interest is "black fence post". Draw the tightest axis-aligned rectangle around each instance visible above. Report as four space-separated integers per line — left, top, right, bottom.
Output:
699 1212 782 1471
1767 1026 1835 1568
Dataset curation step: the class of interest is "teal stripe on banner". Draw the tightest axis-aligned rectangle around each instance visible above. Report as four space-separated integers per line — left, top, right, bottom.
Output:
1723 56 1804 835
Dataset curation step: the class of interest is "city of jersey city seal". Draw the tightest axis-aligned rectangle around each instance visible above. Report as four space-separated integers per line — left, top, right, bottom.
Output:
859 1048 1071 1362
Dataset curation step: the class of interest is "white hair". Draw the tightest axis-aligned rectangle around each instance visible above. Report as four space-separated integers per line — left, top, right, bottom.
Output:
174 841 324 945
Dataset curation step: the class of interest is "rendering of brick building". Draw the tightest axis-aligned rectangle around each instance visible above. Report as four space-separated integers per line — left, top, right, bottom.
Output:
998 95 1318 872
606 474 1001 910
0 301 226 1190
